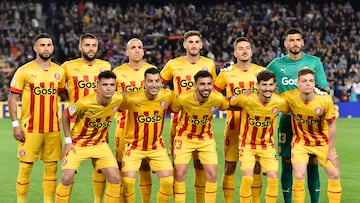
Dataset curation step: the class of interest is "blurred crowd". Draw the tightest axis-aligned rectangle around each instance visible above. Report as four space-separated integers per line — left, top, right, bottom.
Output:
0 1 359 102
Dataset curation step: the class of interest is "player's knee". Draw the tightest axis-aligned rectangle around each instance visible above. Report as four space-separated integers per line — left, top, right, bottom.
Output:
293 170 306 180
106 171 120 184
266 170 278 179
61 174 74 186
159 176 174 193
224 161 236 175
206 170 217 182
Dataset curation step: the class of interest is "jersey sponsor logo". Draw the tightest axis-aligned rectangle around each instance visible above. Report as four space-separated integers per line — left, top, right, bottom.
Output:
77 80 97 88
233 86 257 95
293 116 320 124
180 79 194 88
188 116 211 125
281 77 297 85
137 115 162 123
248 117 271 128
125 85 143 92
88 120 112 128
33 87 57 95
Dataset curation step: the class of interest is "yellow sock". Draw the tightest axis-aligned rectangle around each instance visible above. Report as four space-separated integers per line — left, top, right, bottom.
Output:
293 178 305 203
251 174 262 203
139 170 152 203
118 170 124 203
328 178 342 203
265 177 278 203
43 162 57 203
222 174 235 203
17 162 33 203
205 181 217 203
174 180 185 203
122 177 136 203
239 176 253 203
194 168 205 203
93 168 106 203
157 176 174 203
104 183 121 203
55 182 72 203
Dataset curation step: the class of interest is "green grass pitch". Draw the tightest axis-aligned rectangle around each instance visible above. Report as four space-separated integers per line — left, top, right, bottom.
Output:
0 118 359 202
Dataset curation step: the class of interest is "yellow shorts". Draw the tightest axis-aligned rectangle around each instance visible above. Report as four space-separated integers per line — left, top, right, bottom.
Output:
121 145 173 172
173 137 217 165
239 147 278 172
62 143 118 170
17 131 62 162
114 119 126 163
223 128 240 162
291 143 337 168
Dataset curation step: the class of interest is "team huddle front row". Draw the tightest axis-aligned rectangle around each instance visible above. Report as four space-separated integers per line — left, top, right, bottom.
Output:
8 32 341 203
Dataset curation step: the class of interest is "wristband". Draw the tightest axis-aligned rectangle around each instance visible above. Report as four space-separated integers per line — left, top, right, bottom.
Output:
12 120 20 128
64 137 72 144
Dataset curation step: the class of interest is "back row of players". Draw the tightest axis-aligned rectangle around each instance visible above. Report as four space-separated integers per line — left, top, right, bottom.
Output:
9 29 341 203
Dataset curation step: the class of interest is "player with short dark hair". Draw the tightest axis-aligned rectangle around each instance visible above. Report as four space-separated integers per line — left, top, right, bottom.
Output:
56 70 122 203
61 32 112 203
120 67 175 203
267 28 329 203
214 36 265 203
8 33 66 203
161 30 217 203
230 70 288 203
173 70 229 203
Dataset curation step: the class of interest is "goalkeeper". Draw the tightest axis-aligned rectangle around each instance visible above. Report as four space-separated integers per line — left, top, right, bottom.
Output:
267 28 329 203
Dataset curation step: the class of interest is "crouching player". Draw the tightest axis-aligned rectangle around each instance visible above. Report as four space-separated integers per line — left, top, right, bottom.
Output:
230 70 288 203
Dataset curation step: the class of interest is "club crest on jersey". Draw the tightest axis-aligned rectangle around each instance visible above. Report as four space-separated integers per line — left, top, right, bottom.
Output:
272 107 278 114
54 72 60 80
210 106 216 113
160 100 166 108
19 150 25 157
68 104 77 116
315 107 322 115
112 106 119 113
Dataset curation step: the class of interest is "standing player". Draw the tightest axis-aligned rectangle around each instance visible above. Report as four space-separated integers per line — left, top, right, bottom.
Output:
214 37 265 203
160 30 217 203
120 68 175 203
267 28 329 203
282 68 341 203
8 33 66 203
230 70 288 203
55 71 122 203
113 38 155 203
61 33 111 203
172 71 229 203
